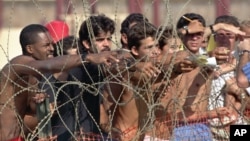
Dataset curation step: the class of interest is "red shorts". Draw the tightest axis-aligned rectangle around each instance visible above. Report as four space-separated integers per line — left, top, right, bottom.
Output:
8 137 24 141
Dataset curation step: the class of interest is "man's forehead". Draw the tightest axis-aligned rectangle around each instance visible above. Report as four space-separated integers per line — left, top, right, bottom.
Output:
96 31 111 37
216 29 234 34
140 37 156 45
36 32 53 43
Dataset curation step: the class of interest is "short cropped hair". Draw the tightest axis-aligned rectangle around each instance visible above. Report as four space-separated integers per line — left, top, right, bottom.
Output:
176 13 206 29
214 15 240 27
20 24 48 54
54 35 79 56
157 26 176 50
127 22 157 50
120 13 149 35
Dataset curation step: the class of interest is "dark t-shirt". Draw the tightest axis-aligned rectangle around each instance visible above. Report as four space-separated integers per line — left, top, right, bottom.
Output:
39 74 75 141
68 62 104 134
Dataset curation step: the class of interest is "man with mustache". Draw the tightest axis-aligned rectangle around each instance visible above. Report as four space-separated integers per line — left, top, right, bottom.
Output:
0 24 118 141
67 14 117 140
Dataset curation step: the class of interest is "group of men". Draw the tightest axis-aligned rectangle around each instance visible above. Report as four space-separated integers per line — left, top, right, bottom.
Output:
1 11 250 141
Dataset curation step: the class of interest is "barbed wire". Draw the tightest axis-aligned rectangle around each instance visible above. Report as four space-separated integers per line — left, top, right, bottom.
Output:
0 0 249 141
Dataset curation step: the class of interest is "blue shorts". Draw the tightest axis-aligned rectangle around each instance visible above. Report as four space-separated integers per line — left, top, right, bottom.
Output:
171 123 212 141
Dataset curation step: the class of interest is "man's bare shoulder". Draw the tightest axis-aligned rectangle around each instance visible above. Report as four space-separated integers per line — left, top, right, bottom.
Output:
10 55 36 64
1 55 38 77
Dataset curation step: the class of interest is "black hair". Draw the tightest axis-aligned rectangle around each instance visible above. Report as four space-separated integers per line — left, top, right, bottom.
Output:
214 15 240 27
79 14 115 45
157 26 176 50
176 13 206 29
127 22 157 50
120 13 149 35
54 35 79 56
19 24 48 54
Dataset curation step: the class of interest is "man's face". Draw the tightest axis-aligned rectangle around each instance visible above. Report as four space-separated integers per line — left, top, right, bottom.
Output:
121 22 138 49
30 32 54 60
162 37 182 54
91 31 112 53
182 32 204 54
133 37 160 61
181 20 204 54
215 29 237 51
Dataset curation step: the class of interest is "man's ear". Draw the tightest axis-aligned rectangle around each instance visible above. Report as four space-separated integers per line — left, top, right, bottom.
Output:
26 45 33 54
121 33 128 45
131 46 139 56
82 40 90 50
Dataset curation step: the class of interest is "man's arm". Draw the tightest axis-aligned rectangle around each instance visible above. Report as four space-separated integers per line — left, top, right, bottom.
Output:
237 39 250 88
203 23 245 39
178 20 245 39
8 51 119 78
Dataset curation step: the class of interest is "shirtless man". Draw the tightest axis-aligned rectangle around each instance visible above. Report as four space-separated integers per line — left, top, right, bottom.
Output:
155 13 234 141
146 13 249 141
120 13 149 49
0 24 118 141
157 26 182 54
102 21 163 141
103 18 212 141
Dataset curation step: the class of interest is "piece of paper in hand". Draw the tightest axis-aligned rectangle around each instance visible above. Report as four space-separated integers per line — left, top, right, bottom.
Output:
206 57 217 67
206 35 216 52
188 55 208 66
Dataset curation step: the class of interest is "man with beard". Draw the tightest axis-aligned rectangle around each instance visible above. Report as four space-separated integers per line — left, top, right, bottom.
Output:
68 14 117 140
0 24 119 141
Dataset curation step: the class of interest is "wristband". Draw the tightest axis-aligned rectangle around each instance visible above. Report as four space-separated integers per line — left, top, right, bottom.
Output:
183 26 189 35
239 50 250 56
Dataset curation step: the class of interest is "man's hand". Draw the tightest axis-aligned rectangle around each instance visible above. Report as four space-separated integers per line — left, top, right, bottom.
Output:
212 47 230 64
85 51 119 66
238 38 250 50
186 20 205 34
215 23 246 37
225 77 247 100
135 61 161 78
209 107 232 119
32 92 48 103
174 59 197 74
